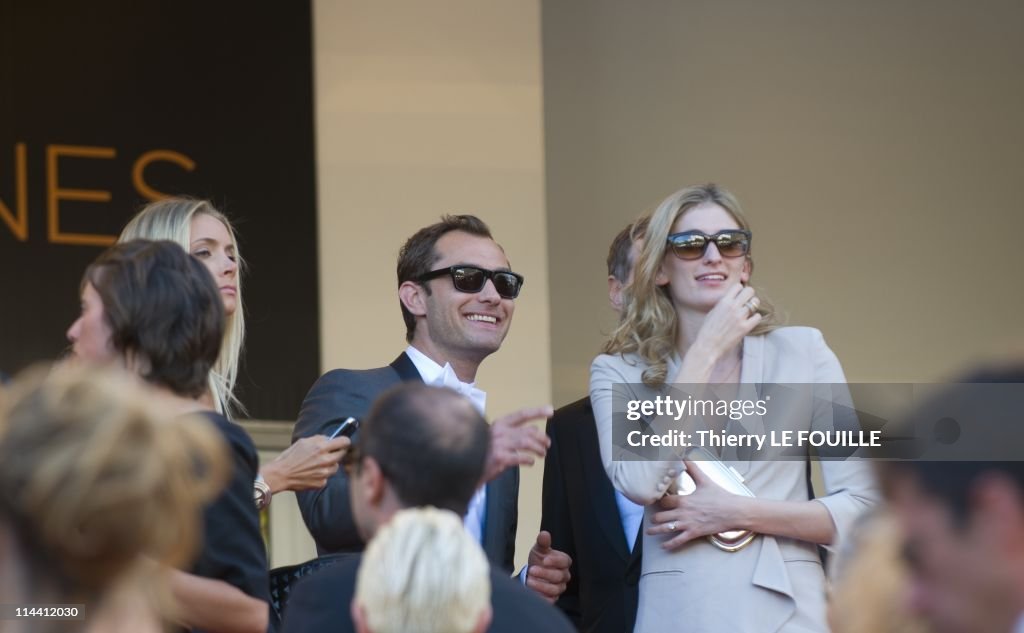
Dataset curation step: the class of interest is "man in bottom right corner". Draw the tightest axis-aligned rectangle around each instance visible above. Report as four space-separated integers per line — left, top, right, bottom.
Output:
879 362 1024 633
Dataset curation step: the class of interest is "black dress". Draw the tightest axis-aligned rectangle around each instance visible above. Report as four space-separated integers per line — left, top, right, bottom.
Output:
191 412 270 629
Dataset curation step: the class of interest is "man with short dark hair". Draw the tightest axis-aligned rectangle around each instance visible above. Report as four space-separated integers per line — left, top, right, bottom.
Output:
881 365 1024 633
352 383 492 519
541 218 648 633
293 214 570 599
605 218 648 314
282 383 575 633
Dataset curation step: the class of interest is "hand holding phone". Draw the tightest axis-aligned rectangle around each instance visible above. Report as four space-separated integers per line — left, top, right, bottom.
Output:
328 416 360 439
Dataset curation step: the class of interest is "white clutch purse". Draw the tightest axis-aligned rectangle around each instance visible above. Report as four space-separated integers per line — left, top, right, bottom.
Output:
674 447 758 552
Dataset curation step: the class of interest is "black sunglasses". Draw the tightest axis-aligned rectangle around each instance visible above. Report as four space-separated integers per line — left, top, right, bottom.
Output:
666 229 751 260
418 265 525 299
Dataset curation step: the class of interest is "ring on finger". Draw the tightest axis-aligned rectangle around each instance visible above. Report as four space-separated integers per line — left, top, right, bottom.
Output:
667 521 677 532
744 299 758 316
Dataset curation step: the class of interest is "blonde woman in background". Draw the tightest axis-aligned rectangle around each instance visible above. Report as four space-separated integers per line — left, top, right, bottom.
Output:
353 507 492 633
120 197 348 505
0 365 228 633
121 198 246 416
827 511 932 633
590 183 877 632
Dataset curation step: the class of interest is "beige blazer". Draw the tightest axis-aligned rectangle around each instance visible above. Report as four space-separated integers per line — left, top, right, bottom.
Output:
590 327 878 633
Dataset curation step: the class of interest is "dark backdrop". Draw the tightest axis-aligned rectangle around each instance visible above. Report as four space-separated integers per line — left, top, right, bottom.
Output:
0 0 320 420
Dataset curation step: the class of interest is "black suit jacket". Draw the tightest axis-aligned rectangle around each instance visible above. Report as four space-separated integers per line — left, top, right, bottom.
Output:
541 398 641 633
280 553 575 633
292 352 519 572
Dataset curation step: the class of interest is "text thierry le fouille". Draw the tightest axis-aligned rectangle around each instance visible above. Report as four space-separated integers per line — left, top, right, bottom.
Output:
621 395 880 451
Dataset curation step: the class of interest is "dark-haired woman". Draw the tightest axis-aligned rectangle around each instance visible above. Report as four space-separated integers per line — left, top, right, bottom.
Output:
66 239 269 633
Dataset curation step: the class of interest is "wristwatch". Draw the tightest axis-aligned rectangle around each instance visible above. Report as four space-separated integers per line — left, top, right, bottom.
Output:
253 474 272 510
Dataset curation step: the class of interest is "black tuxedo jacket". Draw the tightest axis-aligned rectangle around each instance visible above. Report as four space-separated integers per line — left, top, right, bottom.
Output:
292 352 519 572
541 397 641 633
280 553 575 633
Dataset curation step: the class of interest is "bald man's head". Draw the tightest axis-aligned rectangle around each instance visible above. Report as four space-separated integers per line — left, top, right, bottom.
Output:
358 383 490 516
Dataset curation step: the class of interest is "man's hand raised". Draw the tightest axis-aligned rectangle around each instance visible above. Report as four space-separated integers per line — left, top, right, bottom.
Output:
482 405 553 483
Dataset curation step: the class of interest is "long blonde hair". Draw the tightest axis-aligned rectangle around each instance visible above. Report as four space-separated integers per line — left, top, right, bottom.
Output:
0 364 228 619
605 184 780 387
120 198 246 416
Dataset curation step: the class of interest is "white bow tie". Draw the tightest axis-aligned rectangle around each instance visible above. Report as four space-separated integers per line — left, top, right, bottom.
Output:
432 363 487 414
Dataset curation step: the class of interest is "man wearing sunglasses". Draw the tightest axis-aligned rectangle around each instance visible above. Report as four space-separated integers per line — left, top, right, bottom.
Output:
292 214 571 602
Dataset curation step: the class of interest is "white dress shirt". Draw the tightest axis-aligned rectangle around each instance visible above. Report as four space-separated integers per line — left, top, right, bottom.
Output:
615 490 644 551
404 346 488 545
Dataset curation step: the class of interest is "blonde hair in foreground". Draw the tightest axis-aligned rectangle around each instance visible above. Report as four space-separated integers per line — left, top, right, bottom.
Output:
0 364 228 620
120 197 246 416
828 511 931 633
604 183 780 387
355 507 491 633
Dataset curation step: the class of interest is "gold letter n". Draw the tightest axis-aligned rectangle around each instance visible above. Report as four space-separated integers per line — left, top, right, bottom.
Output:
0 143 28 241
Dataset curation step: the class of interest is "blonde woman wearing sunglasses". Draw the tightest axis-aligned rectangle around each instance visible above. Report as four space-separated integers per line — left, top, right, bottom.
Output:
590 184 877 632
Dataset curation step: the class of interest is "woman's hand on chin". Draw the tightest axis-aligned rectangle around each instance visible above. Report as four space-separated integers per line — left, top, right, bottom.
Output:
674 283 762 383
691 283 762 361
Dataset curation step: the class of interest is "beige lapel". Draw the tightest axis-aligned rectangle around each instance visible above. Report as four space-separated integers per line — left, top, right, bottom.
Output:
729 335 767 477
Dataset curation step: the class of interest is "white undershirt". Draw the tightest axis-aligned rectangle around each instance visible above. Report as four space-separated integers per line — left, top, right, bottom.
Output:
404 345 488 545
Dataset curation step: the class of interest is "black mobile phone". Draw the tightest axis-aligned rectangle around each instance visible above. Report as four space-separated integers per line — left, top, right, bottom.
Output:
328 416 360 439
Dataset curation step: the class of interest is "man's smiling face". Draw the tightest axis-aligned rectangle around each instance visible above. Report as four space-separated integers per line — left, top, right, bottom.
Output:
416 230 516 364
